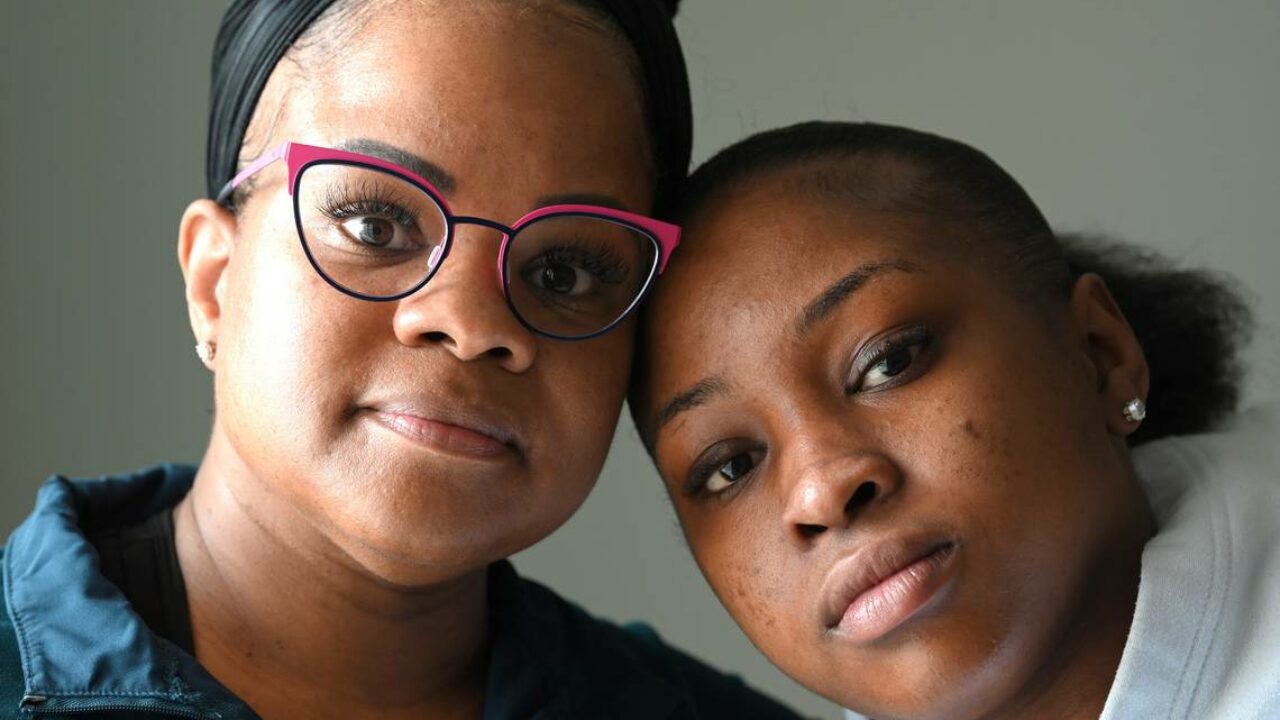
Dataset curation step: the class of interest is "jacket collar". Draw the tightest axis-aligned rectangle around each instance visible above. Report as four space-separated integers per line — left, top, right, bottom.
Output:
3 464 254 718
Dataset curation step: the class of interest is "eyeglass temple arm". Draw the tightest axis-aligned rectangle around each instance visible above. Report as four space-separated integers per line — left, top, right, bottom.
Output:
656 224 681 274
214 142 291 205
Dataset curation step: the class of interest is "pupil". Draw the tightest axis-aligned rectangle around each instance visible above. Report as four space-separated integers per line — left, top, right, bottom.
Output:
359 219 392 246
881 347 912 377
721 455 752 481
541 264 577 293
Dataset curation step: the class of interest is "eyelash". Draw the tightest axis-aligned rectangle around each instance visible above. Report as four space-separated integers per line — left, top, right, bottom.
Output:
318 183 418 229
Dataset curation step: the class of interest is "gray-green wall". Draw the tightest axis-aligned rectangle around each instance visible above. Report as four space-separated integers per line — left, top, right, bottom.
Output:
3 3 1277 717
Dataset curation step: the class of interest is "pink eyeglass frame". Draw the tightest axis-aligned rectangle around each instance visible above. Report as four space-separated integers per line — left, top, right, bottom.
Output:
214 141 682 340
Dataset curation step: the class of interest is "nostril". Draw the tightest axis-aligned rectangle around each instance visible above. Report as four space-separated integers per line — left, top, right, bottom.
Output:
797 523 826 540
420 331 515 362
846 481 878 515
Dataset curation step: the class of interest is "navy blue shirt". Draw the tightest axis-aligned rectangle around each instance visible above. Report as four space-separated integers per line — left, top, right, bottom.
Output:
1 465 806 719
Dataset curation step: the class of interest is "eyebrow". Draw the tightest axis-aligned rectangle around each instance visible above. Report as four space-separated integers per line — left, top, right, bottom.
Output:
337 138 457 195
652 378 731 438
535 192 634 213
795 259 919 335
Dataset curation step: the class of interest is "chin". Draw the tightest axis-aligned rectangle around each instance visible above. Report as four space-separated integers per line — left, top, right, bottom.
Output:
830 624 1048 720
327 496 565 587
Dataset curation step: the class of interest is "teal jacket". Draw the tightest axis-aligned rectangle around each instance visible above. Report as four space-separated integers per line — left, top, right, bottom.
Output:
1 466 805 719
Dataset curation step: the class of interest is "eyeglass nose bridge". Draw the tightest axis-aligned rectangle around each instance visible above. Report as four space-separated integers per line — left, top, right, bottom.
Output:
451 215 515 236
446 215 518 283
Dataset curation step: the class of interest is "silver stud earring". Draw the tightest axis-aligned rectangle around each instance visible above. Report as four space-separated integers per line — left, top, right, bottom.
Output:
1122 398 1147 423
195 341 216 364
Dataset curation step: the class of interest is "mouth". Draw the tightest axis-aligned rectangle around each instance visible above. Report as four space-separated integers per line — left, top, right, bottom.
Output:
820 535 958 644
363 403 522 462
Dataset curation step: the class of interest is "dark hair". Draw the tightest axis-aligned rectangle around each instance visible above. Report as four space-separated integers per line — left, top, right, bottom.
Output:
1056 233 1253 444
206 0 690 212
629 121 1254 446
676 121 1075 300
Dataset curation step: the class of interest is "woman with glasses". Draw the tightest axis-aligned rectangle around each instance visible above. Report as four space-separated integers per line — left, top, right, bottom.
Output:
0 1 800 718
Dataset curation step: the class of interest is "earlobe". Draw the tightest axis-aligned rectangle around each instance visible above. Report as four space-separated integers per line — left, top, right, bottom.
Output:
178 199 236 370
1068 273 1151 436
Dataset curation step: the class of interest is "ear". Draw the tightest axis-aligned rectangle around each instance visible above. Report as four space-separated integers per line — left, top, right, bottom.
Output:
1067 273 1150 437
178 199 236 370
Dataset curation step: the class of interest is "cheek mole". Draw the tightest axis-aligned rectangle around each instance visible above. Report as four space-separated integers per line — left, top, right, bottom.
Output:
962 419 981 440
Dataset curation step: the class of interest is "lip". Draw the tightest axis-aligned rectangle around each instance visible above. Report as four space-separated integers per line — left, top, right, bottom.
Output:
363 400 523 461
820 534 958 644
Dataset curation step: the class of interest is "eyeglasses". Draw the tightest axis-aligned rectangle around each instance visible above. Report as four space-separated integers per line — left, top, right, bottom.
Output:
215 142 681 340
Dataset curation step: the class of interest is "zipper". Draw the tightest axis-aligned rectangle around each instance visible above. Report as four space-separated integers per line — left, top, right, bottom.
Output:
20 693 224 719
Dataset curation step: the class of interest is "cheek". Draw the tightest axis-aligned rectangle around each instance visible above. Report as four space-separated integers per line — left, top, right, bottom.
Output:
943 366 1105 531
552 322 633 406
685 500 799 649
902 371 1087 576
900 309 1108 524
887 344 1122 642
522 324 633 478
217 216 379 457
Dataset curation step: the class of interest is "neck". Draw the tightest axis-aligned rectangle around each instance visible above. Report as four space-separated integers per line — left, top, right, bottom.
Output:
174 429 489 720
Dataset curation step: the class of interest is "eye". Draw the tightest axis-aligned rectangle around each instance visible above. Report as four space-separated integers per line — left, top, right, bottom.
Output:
689 447 765 496
314 185 426 255
849 326 934 394
862 343 922 390
339 216 416 250
526 260 593 296
521 245 627 298
708 453 755 492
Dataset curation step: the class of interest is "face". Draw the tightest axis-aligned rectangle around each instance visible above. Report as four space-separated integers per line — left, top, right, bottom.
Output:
190 1 653 583
641 170 1151 719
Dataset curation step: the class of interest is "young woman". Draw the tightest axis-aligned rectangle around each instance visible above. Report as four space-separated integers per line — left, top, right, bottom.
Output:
632 121 1277 720
0 1 802 718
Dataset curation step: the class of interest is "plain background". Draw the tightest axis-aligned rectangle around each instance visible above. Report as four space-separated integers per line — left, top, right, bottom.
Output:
3 2 1277 717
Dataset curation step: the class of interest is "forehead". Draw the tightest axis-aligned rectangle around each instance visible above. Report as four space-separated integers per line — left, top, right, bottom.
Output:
265 0 651 208
655 174 944 324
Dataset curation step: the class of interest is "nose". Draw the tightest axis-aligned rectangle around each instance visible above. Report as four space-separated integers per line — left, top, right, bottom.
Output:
781 447 902 545
391 222 537 372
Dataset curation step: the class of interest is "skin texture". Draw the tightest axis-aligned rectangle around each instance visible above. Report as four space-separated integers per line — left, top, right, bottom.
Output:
174 1 651 718
639 165 1156 720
